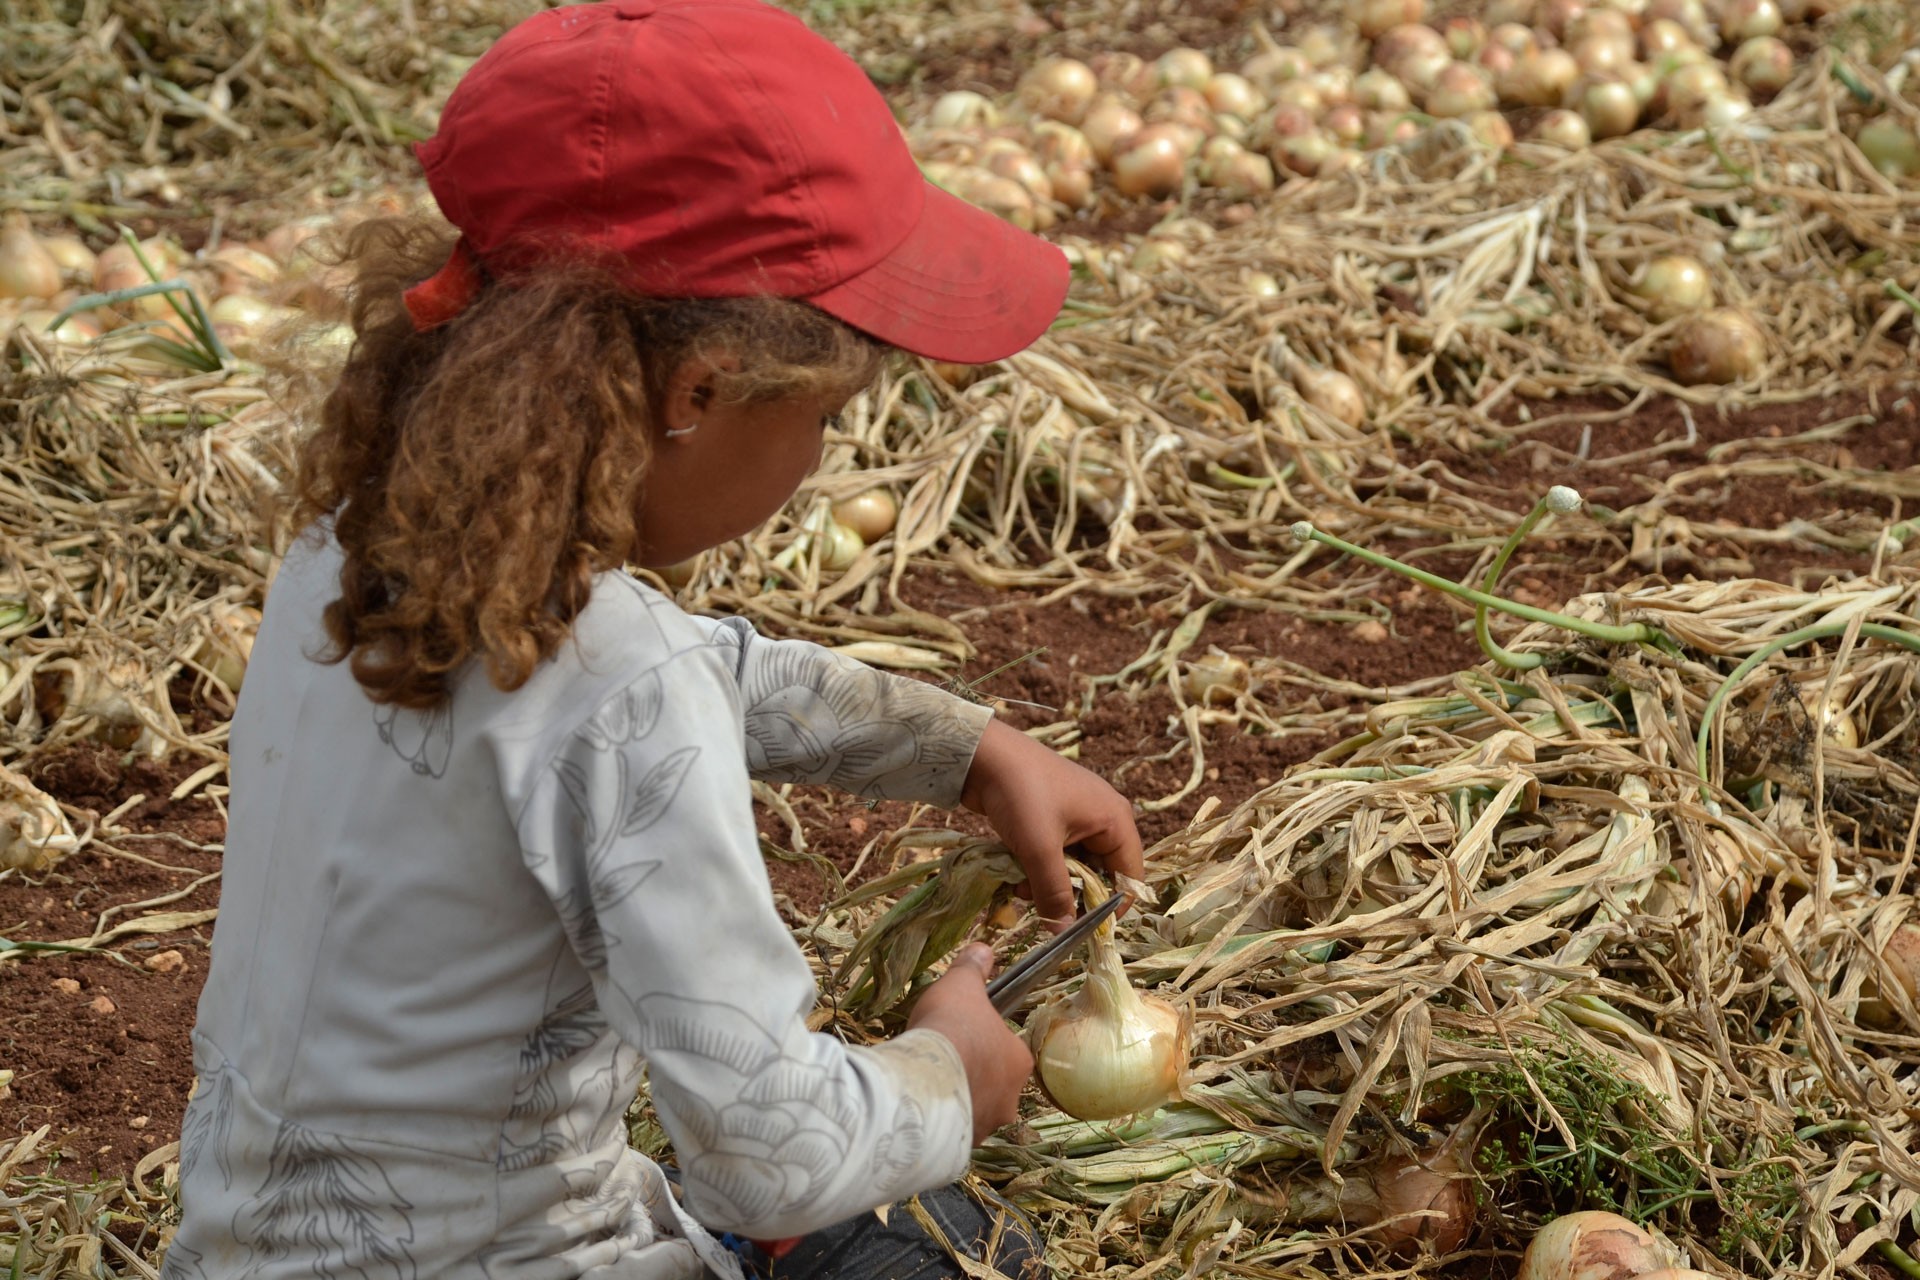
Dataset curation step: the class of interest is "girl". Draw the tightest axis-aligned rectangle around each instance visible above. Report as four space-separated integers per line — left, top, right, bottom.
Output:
161 3 1144 1280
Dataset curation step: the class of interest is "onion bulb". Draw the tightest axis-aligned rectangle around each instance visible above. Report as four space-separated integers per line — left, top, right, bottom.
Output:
1579 76 1643 137
1540 0 1588 40
1668 308 1766 383
1719 0 1783 41
1501 48 1581 107
1491 22 1539 56
1729 37 1794 97
1486 0 1537 21
830 489 898 543
1026 888 1189 1120
1273 130 1338 177
1 762 80 874
191 602 263 693
928 90 998 130
1243 269 1282 300
207 243 281 298
1323 102 1368 144
1533 109 1593 149
1516 1211 1678 1280
1439 15 1488 58
1466 109 1517 150
1630 254 1712 319
942 169 1037 230
1241 45 1312 90
1155 47 1213 90
1354 67 1413 112
815 521 863 572
36 234 97 284
1019 57 1099 125
1425 61 1496 116
1357 0 1427 39
0 213 61 301
1292 361 1366 425
1112 125 1190 197
1858 922 1920 1029
1080 94 1145 164
1088 52 1157 99
1372 23 1448 81
1796 684 1858 749
1858 117 1920 180
1201 147 1276 197
12 309 102 346
1203 72 1264 119
1182 650 1251 704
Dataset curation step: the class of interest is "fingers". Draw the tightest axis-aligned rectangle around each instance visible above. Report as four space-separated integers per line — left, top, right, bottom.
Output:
1072 806 1146 896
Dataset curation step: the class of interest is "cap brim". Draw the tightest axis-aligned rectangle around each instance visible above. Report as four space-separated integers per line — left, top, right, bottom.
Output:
805 181 1070 365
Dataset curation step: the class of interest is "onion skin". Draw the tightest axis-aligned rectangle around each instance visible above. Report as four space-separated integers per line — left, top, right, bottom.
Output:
1516 1210 1676 1280
1533 109 1593 149
1019 57 1098 125
1668 308 1766 384
1858 117 1920 180
1630 254 1713 320
0 213 62 301
1112 125 1191 198
830 490 898 543
1081 94 1145 165
1155 47 1214 91
1182 651 1251 704
1026 928 1189 1121
1857 922 1920 1029
1293 363 1366 425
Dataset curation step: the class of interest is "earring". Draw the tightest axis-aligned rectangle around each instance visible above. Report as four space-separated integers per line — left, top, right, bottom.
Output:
665 421 699 438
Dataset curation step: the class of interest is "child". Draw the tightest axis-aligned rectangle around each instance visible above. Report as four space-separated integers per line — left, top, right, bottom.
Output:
159 3 1144 1279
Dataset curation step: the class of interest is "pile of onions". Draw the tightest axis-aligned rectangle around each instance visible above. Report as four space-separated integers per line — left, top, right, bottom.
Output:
1515 1211 1679 1280
1668 308 1767 384
1026 877 1190 1120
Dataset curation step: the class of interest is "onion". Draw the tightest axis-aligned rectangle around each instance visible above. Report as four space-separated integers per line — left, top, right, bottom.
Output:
209 292 296 353
831 489 898 543
1025 889 1190 1120
1243 270 1282 300
1267 102 1321 139
1669 308 1766 383
1658 61 1728 120
1365 113 1424 148
1019 57 1099 125
1858 922 1920 1029
816 521 863 573
1357 0 1427 39
1034 121 1095 171
190 602 262 693
1571 33 1636 77
1501 48 1581 107
1203 72 1264 118
1354 68 1414 112
1486 0 1537 21
207 243 281 298
928 90 998 130
1155 47 1214 90
1638 18 1697 61
1146 85 1217 135
1533 108 1593 148
1719 0 1783 42
1323 101 1368 144
1797 684 1858 749
1478 42 1518 77
1182 651 1251 704
1201 147 1276 196
1088 51 1157 99
1541 0 1589 39
1269 78 1327 115
1491 22 1540 55
1570 7 1635 44
1425 61 1496 117
1373 23 1448 80
1292 361 1366 425
1296 24 1347 68
983 144 1054 205
942 168 1038 230
12 308 102 346
1112 125 1190 197
1046 164 1094 208
1130 237 1189 273
1241 45 1313 90
1081 94 1145 164
36 234 97 284
1580 76 1643 137
1696 93 1752 129
1858 117 1920 180
1259 1137 1477 1255
0 213 62 301
1630 253 1713 319
1516 1211 1677 1280
1729 36 1794 97
1466 109 1517 149
1439 15 1488 58
0 762 80 874
1273 131 1338 177
1644 0 1714 46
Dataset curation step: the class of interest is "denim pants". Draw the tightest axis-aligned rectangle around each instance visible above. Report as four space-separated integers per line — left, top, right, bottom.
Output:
718 1183 1048 1280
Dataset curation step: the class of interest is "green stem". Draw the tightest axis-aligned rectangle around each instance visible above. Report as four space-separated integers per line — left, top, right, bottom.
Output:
1475 496 1555 670
1887 281 1920 318
1692 621 1920 802
1292 524 1664 648
1853 1206 1920 1280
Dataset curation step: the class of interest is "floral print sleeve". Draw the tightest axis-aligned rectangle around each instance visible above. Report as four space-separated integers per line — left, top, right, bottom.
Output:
696 616 994 805
513 640 975 1242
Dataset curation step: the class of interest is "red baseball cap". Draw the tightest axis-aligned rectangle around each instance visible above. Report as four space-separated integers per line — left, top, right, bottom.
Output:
405 0 1069 364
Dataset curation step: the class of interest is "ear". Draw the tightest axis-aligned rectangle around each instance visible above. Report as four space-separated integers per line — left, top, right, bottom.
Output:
661 351 740 439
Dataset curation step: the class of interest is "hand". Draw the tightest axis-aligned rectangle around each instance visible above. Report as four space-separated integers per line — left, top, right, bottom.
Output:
907 943 1033 1143
959 717 1145 930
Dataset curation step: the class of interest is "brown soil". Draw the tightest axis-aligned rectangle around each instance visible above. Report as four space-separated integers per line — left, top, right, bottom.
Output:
2 397 1911 1182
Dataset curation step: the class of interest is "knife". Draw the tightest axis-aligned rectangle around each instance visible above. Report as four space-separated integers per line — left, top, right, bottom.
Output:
985 891 1131 1016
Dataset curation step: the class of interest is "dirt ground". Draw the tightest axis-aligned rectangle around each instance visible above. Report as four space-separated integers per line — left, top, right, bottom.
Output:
1 389 1910 1180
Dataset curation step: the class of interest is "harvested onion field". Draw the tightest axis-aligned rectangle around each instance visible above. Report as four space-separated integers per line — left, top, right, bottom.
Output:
3 0 1920 1277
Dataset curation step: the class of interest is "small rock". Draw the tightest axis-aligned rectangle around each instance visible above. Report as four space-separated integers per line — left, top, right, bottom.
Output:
89 994 117 1015
51 977 82 994
144 949 187 974
1353 619 1390 645
130 1115 150 1130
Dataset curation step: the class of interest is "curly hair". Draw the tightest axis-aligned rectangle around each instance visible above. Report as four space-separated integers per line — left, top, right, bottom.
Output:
291 218 885 710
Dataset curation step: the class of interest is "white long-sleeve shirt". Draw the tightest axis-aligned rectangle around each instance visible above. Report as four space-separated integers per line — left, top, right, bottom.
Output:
161 529 994 1280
